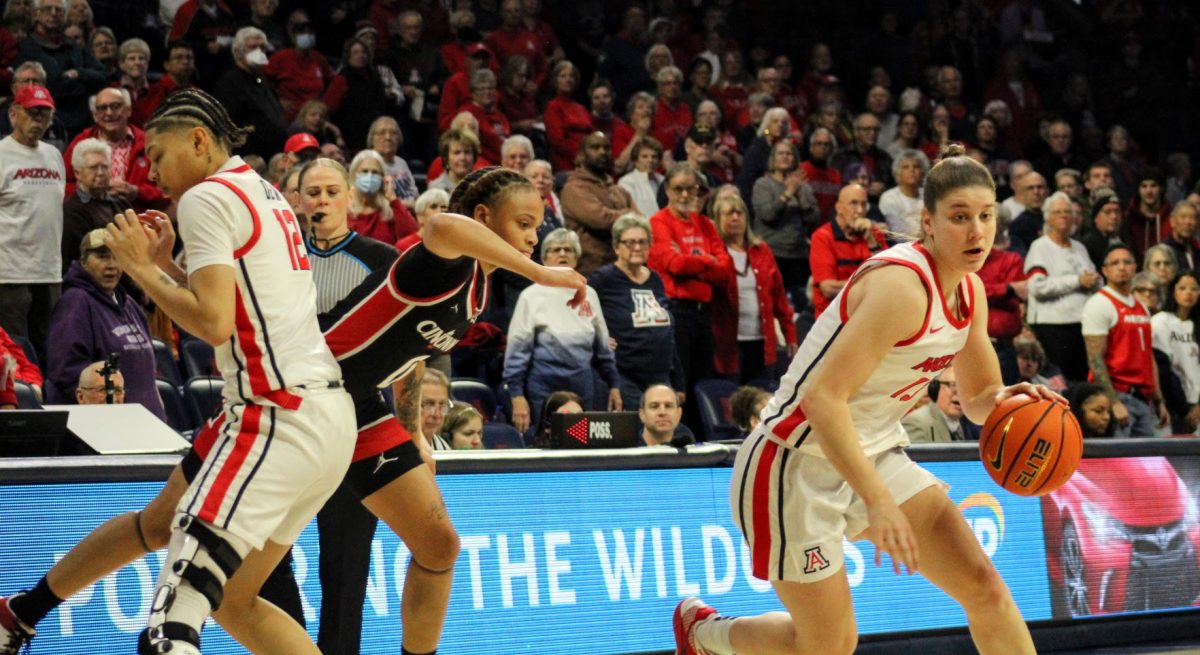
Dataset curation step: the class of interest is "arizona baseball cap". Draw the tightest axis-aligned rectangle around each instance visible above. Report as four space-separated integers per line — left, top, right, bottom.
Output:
285 132 320 154
14 84 55 110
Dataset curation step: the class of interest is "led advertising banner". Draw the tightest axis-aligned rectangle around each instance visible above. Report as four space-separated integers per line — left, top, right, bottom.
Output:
1042 456 1200 619
0 460 1053 653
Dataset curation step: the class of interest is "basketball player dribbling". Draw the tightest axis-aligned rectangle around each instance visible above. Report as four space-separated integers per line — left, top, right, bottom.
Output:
673 146 1065 655
0 164 585 655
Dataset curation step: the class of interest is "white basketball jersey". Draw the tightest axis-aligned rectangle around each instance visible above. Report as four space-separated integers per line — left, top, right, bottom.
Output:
759 242 974 457
177 157 339 409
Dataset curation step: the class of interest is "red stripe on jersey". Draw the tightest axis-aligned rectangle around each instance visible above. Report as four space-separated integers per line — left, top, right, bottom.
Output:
353 415 412 461
205 176 263 259
750 438 781 580
913 243 970 330
324 278 413 358
198 404 263 524
838 258 933 346
1025 266 1048 277
771 404 807 440
234 291 302 409
192 412 227 460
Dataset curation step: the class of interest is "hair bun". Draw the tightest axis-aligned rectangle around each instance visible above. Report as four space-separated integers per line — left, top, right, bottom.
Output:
940 143 967 159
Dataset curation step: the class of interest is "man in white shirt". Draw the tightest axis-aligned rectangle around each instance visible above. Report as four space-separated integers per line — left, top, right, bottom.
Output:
0 84 66 360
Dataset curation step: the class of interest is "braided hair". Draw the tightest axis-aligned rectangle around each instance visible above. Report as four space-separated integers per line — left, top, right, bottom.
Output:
145 88 253 152
447 166 535 216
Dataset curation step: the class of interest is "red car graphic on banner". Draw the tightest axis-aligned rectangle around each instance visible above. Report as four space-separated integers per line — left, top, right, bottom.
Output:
1042 457 1200 617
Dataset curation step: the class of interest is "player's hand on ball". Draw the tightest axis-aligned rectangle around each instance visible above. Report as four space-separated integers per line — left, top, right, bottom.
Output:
105 210 156 272
995 383 1066 407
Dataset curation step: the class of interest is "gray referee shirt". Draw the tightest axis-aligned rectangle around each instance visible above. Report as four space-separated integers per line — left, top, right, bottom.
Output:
306 232 399 314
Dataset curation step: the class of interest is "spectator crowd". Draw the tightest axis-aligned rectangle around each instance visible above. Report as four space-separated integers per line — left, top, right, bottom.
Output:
5 0 1200 443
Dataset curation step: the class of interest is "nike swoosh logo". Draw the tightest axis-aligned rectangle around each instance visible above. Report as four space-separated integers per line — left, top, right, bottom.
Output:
929 325 944 334
989 418 1013 470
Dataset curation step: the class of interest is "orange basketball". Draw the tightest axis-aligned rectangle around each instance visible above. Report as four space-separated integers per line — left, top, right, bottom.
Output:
980 395 1083 497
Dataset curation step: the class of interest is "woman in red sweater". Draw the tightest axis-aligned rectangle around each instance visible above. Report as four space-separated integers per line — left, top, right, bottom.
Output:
711 193 798 383
544 60 593 173
648 163 733 425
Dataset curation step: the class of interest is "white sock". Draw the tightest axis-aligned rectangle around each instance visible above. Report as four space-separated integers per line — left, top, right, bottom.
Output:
694 615 736 655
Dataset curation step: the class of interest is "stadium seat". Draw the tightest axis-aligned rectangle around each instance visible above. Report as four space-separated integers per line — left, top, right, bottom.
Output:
10 333 38 368
180 338 217 380
152 338 183 387
482 423 524 449
694 378 740 442
14 381 40 409
183 377 224 431
451 378 497 422
156 379 191 434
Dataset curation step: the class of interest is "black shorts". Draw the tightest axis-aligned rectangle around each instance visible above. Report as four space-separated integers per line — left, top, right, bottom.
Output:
342 440 425 499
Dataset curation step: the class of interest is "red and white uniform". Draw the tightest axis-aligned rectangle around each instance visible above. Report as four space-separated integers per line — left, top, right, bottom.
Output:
176 157 355 549
731 242 971 581
1082 288 1155 396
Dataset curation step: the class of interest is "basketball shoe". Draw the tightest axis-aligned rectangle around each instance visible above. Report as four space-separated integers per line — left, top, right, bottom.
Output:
0 595 35 654
673 596 718 655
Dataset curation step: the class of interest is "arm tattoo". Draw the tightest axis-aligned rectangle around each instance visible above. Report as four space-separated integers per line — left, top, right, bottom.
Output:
1086 350 1117 398
393 365 425 435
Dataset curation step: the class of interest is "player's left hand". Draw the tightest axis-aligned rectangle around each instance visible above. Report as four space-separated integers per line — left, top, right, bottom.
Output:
536 265 587 307
995 382 1066 406
105 210 156 274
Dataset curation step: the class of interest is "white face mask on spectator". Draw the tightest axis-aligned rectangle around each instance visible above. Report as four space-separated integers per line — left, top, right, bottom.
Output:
295 33 315 50
245 47 269 67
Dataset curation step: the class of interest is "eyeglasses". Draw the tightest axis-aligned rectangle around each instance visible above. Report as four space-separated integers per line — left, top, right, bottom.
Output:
618 238 649 249
94 102 124 113
79 385 125 393
810 141 834 147
669 184 699 194
1149 260 1173 267
1133 287 1158 294
420 400 450 412
546 246 576 255
854 125 880 132
82 163 110 172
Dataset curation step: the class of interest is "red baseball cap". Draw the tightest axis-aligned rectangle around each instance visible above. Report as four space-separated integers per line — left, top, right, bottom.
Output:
467 43 492 59
14 84 55 110
285 132 319 154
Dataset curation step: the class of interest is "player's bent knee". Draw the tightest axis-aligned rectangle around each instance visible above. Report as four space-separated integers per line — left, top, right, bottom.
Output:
957 559 1010 612
136 510 172 551
412 524 460 573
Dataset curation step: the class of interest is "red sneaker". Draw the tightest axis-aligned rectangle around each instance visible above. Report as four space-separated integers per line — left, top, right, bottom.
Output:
0 596 35 655
673 596 718 655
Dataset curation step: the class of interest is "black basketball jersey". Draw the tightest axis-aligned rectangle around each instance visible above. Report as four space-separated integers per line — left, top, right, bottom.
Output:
321 242 489 395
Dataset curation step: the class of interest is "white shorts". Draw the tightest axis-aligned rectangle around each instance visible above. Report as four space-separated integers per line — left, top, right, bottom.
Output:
731 429 943 583
178 386 356 549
